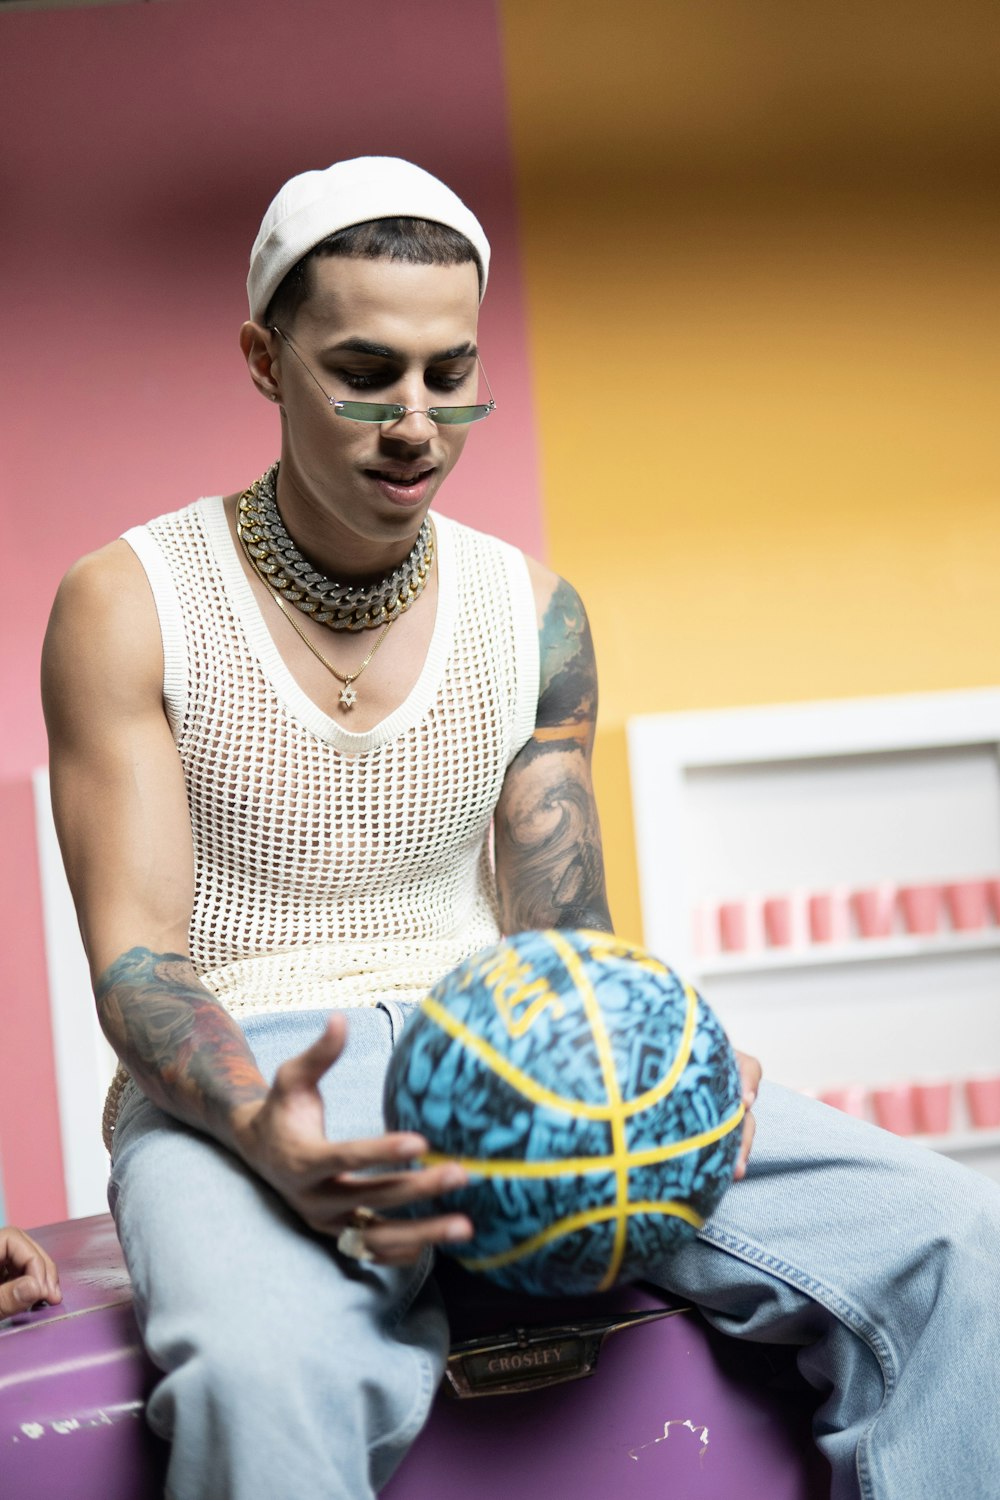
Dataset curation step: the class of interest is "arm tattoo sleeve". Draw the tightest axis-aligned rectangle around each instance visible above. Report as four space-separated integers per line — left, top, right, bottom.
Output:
497 580 613 934
95 947 267 1133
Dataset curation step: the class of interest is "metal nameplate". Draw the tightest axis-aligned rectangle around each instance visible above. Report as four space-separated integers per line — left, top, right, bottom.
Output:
444 1303 691 1399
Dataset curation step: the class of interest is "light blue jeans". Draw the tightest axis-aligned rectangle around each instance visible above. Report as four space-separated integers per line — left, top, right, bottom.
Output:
653 1084 1000 1500
110 1005 446 1500
110 1005 1000 1500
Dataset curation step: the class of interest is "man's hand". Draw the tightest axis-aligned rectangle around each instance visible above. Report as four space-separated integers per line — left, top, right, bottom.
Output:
0 1226 62 1316
232 1014 473 1265
733 1049 762 1180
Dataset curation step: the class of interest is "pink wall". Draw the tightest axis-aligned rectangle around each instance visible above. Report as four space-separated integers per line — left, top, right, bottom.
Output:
1 0 541 1222
2 0 543 783
0 782 66 1224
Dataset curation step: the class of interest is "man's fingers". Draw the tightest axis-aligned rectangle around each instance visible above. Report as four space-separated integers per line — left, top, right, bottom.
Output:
731 1048 761 1180
0 1228 61 1308
280 1132 429 1194
0 1274 43 1317
272 1013 348 1096
331 1133 430 1175
734 1111 756 1181
300 1159 468 1229
735 1048 762 1106
358 1159 469 1209
363 1215 474 1266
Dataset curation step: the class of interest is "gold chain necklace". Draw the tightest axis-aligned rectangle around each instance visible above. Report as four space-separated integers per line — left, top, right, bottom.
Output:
237 463 433 631
270 589 394 711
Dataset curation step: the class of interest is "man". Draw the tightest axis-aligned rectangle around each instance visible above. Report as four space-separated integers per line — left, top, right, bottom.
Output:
43 157 1000 1500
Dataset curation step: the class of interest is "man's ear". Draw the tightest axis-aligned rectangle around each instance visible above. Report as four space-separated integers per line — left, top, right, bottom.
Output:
240 322 282 404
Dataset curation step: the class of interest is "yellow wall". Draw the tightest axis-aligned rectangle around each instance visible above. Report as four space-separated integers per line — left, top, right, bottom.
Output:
501 0 999 941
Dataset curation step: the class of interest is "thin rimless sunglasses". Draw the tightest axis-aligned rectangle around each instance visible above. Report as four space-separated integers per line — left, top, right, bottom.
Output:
270 326 496 426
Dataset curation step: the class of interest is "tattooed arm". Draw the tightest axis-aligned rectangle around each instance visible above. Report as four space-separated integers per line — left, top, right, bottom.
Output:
42 542 269 1148
94 950 269 1134
494 563 759 1177
42 543 470 1255
494 564 612 934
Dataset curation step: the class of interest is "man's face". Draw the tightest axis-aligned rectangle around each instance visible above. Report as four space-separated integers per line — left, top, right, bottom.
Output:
272 255 481 551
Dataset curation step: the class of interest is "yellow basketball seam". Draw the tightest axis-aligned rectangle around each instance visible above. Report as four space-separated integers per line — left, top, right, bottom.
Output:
420 995 617 1121
630 1101 745 1162
546 932 630 1291
457 1199 706 1273
418 1100 745 1179
571 929 670 973
420 965 702 1126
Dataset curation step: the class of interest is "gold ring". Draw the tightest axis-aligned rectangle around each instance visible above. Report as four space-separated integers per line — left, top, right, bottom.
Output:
336 1207 378 1262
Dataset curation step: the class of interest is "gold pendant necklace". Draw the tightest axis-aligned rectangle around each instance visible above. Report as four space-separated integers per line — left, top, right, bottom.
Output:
270 590 393 710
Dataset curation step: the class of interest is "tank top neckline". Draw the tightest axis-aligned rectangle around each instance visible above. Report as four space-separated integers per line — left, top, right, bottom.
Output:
200 495 459 751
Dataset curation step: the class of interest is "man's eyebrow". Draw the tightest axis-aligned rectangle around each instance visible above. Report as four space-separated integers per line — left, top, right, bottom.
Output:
326 338 478 362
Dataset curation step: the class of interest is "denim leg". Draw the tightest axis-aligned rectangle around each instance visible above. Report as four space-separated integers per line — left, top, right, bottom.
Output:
647 1081 1000 1500
109 1005 445 1500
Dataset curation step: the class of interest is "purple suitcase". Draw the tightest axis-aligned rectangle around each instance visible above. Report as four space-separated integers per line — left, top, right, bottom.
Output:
1 1216 830 1498
0 1216 166 1500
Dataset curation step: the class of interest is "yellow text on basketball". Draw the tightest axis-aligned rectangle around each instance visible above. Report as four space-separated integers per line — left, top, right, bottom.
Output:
483 948 566 1039
579 930 671 982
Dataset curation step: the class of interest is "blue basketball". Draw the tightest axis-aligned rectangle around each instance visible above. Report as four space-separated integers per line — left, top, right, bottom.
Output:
383 929 744 1296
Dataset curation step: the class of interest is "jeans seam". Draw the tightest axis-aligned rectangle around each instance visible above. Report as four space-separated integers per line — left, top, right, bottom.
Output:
700 1224 898 1383
382 1246 435 1333
699 1224 895 1500
368 1340 438 1462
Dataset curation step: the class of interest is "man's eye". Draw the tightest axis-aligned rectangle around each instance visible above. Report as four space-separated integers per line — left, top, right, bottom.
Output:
333 365 472 395
428 369 473 394
337 371 388 391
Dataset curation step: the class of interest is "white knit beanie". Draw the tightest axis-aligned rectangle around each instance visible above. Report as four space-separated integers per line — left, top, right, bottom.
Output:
247 156 490 321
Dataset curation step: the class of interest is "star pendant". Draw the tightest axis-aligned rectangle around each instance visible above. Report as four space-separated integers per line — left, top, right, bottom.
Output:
339 683 357 710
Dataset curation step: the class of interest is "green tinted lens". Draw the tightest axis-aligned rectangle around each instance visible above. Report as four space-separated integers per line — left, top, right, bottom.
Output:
427 404 494 426
333 401 406 423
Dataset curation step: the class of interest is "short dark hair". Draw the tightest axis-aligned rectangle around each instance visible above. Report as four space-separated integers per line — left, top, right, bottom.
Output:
263 217 482 328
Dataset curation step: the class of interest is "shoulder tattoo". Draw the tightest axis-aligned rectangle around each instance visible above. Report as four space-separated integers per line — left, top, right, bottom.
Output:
536 578 597 734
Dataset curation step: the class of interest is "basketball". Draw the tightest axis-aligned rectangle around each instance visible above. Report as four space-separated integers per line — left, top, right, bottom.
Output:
383 929 745 1295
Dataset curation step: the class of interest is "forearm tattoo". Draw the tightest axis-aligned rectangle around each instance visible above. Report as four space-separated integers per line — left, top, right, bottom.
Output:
498 581 613 934
95 948 266 1132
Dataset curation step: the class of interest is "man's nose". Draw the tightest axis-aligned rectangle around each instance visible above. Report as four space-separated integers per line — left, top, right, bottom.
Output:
381 403 437 442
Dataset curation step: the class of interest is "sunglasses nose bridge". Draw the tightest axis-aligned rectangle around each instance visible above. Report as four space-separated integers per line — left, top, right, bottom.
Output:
379 403 437 437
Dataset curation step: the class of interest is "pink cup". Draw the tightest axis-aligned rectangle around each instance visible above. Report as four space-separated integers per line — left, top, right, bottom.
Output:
898 884 942 936
717 901 748 952
808 891 850 944
818 1085 868 1119
912 1082 953 1135
691 904 717 958
851 885 897 939
945 880 989 931
986 879 1000 924
871 1085 917 1135
965 1076 1000 1129
762 896 794 948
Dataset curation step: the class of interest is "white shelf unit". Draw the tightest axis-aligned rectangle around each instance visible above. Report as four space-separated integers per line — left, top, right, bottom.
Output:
696 928 1000 978
627 688 1000 1181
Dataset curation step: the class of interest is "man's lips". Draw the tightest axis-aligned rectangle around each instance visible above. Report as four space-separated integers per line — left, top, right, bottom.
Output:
364 466 436 488
364 466 437 503
366 465 434 479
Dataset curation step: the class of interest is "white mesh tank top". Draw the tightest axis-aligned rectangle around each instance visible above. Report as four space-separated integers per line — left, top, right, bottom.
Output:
124 495 539 1015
